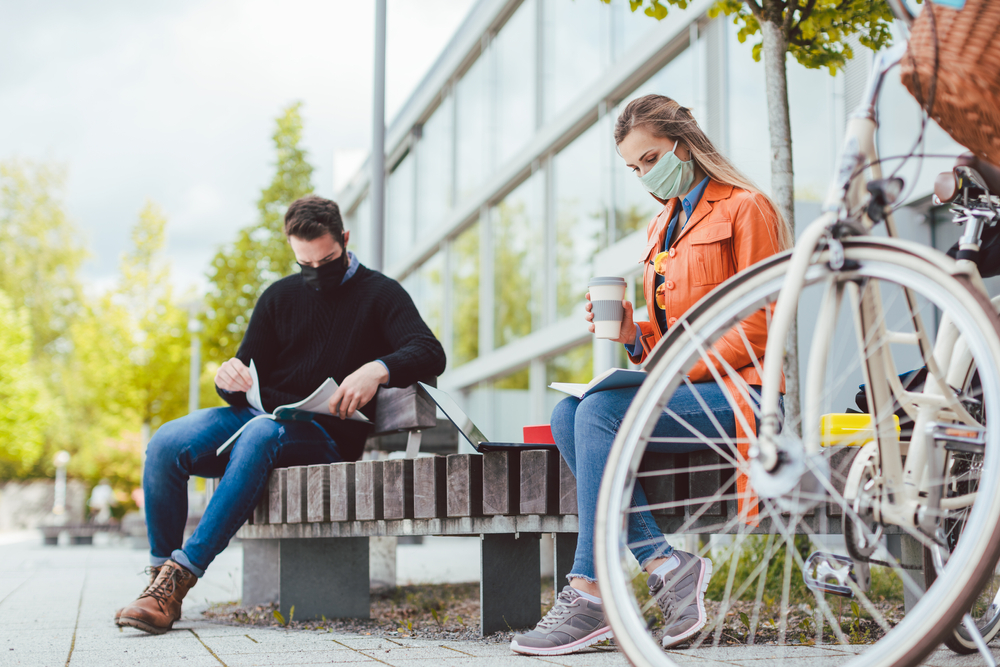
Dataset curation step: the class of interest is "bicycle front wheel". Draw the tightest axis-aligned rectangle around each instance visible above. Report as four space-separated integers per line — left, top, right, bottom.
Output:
596 240 1000 667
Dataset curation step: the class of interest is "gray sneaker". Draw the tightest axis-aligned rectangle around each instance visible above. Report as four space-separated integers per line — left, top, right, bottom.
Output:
510 586 612 656
648 550 713 648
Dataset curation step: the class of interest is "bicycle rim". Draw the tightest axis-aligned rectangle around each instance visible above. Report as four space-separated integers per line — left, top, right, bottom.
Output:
596 242 1000 667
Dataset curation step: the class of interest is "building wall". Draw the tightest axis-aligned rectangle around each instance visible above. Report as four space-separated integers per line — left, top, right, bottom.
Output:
338 0 963 445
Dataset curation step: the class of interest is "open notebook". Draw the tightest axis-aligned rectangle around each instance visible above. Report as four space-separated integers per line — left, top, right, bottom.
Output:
417 383 558 452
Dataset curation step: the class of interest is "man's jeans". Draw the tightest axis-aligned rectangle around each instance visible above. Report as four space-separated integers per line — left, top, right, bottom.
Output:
144 406 343 577
551 382 745 583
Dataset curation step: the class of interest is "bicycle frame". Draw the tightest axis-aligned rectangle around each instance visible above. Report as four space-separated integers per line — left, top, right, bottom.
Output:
755 41 989 537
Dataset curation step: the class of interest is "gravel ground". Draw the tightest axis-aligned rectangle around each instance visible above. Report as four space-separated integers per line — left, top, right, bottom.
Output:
200 581 559 643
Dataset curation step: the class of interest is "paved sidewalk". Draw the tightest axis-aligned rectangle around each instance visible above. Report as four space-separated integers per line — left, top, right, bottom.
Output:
0 534 996 667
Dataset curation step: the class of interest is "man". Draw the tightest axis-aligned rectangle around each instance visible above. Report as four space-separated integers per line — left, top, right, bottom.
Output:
116 195 446 635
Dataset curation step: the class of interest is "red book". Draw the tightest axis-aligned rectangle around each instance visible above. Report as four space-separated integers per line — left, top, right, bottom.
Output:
523 424 555 444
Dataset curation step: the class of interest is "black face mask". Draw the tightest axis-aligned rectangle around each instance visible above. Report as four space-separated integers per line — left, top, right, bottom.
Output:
299 255 348 292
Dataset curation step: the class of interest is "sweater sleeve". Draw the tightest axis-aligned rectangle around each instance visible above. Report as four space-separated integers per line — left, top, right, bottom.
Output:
374 279 447 387
216 286 280 408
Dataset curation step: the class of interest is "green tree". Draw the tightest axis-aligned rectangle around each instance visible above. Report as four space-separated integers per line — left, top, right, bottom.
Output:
203 103 315 364
66 202 190 493
0 160 86 362
0 291 51 478
602 0 894 432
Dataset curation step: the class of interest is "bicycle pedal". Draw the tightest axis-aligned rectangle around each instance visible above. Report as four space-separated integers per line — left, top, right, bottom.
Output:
803 552 869 598
928 422 986 454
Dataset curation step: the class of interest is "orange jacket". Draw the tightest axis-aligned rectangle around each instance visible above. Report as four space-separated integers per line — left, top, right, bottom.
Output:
629 180 785 520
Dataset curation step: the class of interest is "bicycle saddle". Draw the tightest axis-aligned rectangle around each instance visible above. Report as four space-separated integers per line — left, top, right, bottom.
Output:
934 152 1000 203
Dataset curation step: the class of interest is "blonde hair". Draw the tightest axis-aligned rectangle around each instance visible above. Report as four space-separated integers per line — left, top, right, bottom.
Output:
615 94 794 251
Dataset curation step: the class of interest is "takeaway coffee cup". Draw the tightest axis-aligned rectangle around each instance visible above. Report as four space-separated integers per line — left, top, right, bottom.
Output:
589 276 627 339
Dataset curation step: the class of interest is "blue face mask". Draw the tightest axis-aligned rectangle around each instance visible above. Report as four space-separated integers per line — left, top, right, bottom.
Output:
639 139 695 201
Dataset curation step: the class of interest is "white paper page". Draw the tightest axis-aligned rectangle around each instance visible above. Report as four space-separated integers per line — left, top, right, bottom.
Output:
547 382 587 399
273 378 370 423
246 360 264 412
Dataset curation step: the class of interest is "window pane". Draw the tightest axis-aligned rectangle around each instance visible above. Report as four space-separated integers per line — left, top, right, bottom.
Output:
455 55 489 205
494 0 537 167
402 251 444 340
386 153 415 267
451 222 480 366
545 343 593 416
611 3 663 61
493 172 543 347
416 97 454 234
346 195 371 266
493 367 531 442
554 123 606 320
542 0 608 123
611 45 697 242
727 21 771 194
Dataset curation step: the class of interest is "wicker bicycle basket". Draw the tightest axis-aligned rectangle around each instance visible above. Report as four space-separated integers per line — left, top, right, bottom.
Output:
900 0 1000 165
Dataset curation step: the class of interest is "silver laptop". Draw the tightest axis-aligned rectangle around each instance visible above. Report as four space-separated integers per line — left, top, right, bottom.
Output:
417 382 558 452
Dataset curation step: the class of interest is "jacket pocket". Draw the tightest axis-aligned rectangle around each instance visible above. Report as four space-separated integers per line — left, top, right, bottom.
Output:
689 221 734 286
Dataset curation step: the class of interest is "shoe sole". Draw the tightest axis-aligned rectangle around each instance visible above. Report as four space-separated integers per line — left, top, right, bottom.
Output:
117 615 173 635
661 557 713 649
510 626 613 656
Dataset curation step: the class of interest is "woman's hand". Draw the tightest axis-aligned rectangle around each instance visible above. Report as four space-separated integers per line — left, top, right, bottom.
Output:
585 291 638 345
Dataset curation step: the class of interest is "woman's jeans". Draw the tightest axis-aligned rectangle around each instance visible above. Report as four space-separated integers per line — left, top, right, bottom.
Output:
143 406 343 577
552 381 742 583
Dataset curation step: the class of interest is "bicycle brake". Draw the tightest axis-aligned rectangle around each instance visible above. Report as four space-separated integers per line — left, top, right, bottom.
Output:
803 552 871 598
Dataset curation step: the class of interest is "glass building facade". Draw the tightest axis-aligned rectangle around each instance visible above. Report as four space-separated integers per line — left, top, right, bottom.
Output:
339 0 969 447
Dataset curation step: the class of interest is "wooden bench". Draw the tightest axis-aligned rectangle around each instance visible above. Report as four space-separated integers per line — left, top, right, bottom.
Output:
40 522 122 545
236 388 924 634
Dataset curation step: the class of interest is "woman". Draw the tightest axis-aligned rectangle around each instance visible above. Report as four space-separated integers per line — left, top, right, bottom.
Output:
511 94 791 656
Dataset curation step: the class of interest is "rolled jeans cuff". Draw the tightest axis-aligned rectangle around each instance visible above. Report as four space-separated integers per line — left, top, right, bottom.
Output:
171 549 206 578
638 543 675 571
566 572 598 584
150 555 170 568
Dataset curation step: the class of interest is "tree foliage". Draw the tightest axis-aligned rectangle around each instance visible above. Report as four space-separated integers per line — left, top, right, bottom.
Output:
605 0 894 74
0 291 51 478
203 103 315 364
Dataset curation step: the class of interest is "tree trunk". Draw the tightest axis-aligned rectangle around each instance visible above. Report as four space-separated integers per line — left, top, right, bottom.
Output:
759 18 801 436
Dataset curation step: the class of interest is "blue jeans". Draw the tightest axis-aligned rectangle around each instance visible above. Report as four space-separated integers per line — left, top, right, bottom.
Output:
552 381 744 583
143 406 344 576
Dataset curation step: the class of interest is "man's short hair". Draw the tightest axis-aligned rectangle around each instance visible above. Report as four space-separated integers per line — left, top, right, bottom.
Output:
284 195 345 242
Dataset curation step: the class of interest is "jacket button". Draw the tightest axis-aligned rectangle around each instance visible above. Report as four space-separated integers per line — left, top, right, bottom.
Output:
668 317 677 326
665 280 675 290
668 248 676 257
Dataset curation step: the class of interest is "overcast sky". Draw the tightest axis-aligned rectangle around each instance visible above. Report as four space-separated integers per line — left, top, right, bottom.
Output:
1 0 473 294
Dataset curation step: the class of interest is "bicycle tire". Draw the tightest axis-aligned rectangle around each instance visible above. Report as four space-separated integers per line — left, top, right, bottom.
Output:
595 241 1000 667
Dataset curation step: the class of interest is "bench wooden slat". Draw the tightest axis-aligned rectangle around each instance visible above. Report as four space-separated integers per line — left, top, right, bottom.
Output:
268 469 287 524
446 454 483 517
355 460 384 521
383 459 414 520
483 451 519 516
640 453 681 517
330 462 356 522
414 456 447 519
558 455 577 515
520 450 558 515
286 467 308 524
307 465 331 523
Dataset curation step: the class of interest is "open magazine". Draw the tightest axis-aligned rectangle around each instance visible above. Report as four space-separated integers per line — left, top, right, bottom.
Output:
216 360 369 455
548 367 646 399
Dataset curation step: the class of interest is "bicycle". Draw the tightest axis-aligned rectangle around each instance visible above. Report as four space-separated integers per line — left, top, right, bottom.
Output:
594 5 1000 667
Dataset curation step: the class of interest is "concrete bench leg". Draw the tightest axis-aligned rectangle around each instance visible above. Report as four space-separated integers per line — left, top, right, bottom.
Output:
242 537 370 621
553 533 577 591
480 533 541 635
887 533 926 613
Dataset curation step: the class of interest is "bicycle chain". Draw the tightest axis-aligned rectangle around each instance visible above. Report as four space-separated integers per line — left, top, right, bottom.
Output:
864 558 924 571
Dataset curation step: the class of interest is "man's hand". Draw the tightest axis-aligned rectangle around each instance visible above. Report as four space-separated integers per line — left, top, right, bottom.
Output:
328 361 389 419
215 358 253 393
584 291 637 345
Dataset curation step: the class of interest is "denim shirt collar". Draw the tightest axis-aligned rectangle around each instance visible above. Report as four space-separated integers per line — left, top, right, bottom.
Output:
681 176 710 219
341 251 359 285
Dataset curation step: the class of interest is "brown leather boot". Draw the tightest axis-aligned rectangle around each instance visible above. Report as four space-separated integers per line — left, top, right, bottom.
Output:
118 560 197 634
114 565 162 625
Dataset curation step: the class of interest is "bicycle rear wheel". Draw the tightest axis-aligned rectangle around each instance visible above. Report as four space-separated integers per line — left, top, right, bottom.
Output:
596 240 1000 667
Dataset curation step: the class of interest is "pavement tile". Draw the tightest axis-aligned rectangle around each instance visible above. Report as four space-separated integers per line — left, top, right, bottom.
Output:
332 637 421 650
215 650 379 665
358 645 473 661
198 635 357 653
923 647 1000 667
